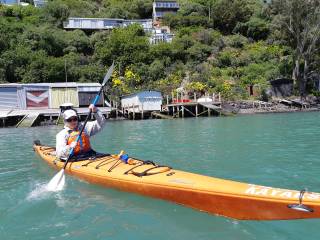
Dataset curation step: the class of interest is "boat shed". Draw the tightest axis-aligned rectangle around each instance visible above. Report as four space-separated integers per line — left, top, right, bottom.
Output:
0 84 22 109
0 82 105 109
121 91 163 113
22 83 50 109
77 83 104 107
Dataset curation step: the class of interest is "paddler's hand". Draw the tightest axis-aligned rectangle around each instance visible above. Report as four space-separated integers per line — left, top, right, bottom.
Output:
69 141 77 149
89 104 97 113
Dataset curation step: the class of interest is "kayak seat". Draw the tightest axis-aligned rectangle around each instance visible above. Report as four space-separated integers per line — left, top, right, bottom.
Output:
58 150 110 162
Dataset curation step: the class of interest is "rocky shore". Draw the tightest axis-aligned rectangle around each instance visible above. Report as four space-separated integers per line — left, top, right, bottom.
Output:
222 97 320 115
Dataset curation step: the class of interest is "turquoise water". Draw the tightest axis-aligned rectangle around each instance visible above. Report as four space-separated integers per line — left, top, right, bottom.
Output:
1 112 320 239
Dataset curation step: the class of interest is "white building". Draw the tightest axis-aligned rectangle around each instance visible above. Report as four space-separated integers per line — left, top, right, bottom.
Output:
63 17 173 44
0 0 29 6
0 0 19 5
150 28 174 44
121 91 163 113
33 0 47 8
63 18 153 31
153 0 179 21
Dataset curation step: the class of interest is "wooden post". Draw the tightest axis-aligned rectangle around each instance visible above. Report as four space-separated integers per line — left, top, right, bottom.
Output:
172 105 175 117
166 95 169 105
196 104 198 117
182 106 185 118
218 92 221 102
116 102 118 119
212 93 215 102
141 103 144 119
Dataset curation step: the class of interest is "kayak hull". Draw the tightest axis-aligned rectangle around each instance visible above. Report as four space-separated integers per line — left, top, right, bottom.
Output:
33 144 320 220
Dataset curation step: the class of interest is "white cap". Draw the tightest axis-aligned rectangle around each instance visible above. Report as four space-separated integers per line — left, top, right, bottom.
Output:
63 109 77 120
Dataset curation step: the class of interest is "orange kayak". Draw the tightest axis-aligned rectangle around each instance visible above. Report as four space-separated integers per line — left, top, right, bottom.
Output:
33 143 320 220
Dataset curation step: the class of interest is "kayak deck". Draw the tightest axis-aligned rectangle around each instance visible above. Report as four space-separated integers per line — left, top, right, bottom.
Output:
33 144 320 220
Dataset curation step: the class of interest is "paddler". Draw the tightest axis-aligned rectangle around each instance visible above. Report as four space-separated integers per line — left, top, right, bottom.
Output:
56 104 106 159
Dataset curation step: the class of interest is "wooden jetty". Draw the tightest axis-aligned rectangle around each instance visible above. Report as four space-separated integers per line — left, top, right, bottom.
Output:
165 101 222 118
16 112 40 128
163 93 223 118
119 91 224 120
151 111 174 119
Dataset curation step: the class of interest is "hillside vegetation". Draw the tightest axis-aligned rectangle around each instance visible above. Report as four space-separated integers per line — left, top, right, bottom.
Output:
0 0 319 100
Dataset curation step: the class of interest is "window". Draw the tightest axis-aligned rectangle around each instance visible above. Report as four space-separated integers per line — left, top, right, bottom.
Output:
74 20 81 28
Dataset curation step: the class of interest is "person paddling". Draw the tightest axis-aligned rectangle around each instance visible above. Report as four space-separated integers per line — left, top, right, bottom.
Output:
56 104 106 159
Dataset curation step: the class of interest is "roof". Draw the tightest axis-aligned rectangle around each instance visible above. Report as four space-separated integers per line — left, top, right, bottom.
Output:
121 90 162 99
154 0 178 2
0 83 21 88
270 78 293 85
0 82 102 88
67 17 152 22
68 17 124 21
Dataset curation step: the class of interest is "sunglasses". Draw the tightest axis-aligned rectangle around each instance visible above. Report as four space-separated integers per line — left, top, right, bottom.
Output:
67 117 78 122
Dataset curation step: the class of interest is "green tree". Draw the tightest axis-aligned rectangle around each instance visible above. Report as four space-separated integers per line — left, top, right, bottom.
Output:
270 0 320 97
212 0 254 34
94 24 149 69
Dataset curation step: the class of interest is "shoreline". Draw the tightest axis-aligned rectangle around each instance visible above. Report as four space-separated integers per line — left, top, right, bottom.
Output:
236 107 320 115
222 99 320 116
1 101 319 128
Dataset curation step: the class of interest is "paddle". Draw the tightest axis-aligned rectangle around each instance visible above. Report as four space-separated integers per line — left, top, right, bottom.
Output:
46 62 115 191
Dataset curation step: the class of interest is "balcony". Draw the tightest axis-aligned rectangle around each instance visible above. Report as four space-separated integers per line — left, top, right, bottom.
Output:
154 2 179 9
63 18 153 31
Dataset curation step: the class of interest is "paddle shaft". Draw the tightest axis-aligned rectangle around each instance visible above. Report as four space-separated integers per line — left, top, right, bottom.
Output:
62 84 104 170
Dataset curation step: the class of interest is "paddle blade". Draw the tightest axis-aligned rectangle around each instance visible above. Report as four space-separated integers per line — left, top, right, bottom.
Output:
46 169 65 192
102 61 114 86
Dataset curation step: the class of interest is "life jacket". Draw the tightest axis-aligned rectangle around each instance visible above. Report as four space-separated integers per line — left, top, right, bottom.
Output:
67 130 91 155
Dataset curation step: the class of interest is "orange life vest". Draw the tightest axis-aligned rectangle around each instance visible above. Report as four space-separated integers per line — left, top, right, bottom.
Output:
67 130 91 155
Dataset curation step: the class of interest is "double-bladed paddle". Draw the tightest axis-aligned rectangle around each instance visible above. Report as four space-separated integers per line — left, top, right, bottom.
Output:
46 62 114 191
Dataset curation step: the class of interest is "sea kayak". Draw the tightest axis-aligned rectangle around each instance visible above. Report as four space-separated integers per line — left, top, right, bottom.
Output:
33 142 320 220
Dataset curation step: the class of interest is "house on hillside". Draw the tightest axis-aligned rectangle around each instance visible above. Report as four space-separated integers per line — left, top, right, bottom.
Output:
150 28 174 44
33 0 46 7
63 17 173 44
63 18 153 32
0 0 19 5
153 0 180 21
0 0 29 6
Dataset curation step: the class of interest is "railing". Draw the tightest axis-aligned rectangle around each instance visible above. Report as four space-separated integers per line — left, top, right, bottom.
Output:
165 92 222 105
154 2 179 8
149 33 174 44
63 18 153 31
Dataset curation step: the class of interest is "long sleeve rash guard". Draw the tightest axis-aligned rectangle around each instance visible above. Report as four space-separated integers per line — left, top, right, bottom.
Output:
56 110 106 159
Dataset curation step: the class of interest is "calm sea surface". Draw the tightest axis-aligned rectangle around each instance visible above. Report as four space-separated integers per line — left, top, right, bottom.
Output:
1 112 320 240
